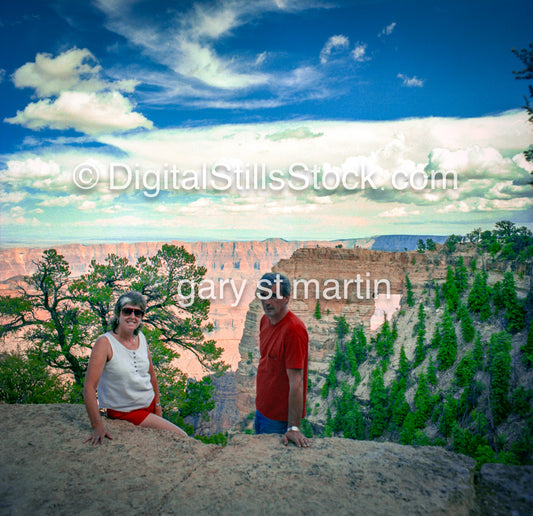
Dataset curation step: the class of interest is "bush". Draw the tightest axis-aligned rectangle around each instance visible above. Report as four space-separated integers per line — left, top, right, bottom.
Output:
0 352 72 404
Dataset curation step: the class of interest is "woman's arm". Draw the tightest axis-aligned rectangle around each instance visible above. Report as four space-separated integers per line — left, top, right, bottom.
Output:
83 336 113 445
147 346 163 417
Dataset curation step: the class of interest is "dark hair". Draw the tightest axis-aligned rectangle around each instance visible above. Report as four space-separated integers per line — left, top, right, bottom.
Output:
258 272 291 298
110 291 147 335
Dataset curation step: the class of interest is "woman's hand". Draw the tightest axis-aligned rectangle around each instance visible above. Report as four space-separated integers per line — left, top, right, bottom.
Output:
84 421 113 446
154 404 163 417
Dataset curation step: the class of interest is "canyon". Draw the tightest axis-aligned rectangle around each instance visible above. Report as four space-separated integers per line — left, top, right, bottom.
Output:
0 239 342 374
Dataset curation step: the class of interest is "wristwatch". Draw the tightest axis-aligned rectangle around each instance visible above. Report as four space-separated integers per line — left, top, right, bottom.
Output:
287 426 300 432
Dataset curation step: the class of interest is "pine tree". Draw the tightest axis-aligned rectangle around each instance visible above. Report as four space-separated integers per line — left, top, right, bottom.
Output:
414 303 427 366
427 357 437 385
467 271 491 321
501 272 525 333
473 333 484 368
442 266 459 311
488 332 512 425
405 274 415 307
457 302 475 343
369 367 389 438
437 307 457 370
454 256 468 294
398 346 410 380
413 372 433 428
390 379 410 429
314 299 322 320
346 325 367 375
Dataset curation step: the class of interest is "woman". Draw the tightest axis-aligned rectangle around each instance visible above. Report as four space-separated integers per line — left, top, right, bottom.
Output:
83 291 187 445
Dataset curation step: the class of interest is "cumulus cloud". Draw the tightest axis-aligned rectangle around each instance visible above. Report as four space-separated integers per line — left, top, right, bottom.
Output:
11 48 138 97
6 91 153 134
397 73 424 87
6 48 151 134
320 35 350 64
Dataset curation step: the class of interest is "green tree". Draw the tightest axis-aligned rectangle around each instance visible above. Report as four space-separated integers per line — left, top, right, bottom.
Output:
521 320 533 367
369 367 389 438
346 325 367 376
417 239 426 253
314 299 322 320
501 272 525 333
457 302 475 343
0 246 227 424
467 271 491 321
437 307 457 370
426 238 437 251
405 274 415 307
445 234 460 254
442 266 459 311
390 379 409 429
334 315 350 344
455 352 476 387
414 303 427 366
488 332 512 425
398 346 410 380
454 256 468 294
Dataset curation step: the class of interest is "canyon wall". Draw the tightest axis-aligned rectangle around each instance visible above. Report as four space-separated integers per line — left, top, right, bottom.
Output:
0 239 343 375
233 246 452 426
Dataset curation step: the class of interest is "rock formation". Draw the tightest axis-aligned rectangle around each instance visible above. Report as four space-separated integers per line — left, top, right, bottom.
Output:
2 403 531 515
233 246 451 425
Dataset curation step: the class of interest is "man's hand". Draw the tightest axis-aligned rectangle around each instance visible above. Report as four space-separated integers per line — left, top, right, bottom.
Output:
282 428 310 448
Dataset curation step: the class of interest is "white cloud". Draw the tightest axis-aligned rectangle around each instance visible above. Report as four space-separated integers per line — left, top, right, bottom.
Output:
320 35 349 64
352 43 369 62
11 48 138 97
1 191 27 203
397 73 424 87
5 91 153 134
7 48 150 135
378 22 396 37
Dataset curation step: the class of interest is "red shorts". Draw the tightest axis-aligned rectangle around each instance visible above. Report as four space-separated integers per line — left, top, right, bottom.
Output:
106 398 156 426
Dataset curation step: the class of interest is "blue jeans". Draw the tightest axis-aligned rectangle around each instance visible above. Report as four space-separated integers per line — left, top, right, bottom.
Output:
254 410 288 435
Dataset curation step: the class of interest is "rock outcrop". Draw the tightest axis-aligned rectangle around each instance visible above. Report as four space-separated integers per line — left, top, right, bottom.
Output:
233 246 451 424
3 403 531 515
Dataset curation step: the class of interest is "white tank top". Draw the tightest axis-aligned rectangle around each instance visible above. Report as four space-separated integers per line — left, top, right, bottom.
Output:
97 331 154 411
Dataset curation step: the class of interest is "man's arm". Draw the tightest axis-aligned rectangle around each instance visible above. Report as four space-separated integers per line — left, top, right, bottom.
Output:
282 368 311 447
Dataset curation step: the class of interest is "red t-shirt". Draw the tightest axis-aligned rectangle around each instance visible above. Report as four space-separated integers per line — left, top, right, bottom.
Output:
255 310 309 421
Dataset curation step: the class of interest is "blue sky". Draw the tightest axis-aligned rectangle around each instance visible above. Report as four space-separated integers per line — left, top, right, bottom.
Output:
1 0 532 246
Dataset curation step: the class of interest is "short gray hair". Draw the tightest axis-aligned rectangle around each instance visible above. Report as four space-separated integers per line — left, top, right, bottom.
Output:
110 291 147 335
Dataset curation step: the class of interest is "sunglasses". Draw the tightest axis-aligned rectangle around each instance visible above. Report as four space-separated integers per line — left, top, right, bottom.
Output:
121 307 144 317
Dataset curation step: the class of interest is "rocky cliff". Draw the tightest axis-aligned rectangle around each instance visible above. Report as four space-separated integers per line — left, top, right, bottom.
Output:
233 246 451 424
2 403 532 515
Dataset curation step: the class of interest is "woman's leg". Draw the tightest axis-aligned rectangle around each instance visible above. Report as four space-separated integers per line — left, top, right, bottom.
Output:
139 413 188 436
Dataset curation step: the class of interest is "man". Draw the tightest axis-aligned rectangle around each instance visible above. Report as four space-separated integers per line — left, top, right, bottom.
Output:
254 272 310 447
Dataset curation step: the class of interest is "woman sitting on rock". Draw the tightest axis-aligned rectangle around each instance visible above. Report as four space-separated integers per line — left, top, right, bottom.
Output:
83 291 188 445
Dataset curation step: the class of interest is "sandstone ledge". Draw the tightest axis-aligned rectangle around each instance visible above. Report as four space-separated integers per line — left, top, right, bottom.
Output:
0 404 530 515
